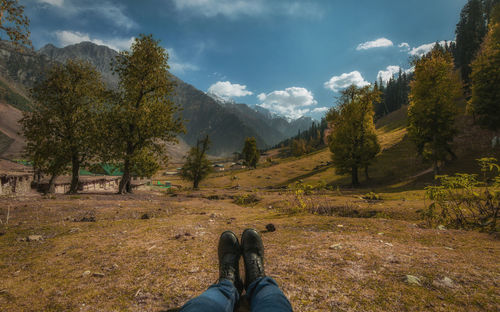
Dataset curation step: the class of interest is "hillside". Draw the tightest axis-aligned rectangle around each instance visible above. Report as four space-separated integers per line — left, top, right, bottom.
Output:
36 41 312 155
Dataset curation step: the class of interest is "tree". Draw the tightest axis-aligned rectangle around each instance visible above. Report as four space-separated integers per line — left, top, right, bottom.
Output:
0 0 31 48
455 0 488 85
408 49 463 175
21 59 105 193
180 136 212 189
327 85 381 186
108 34 184 194
469 3 500 131
242 137 259 168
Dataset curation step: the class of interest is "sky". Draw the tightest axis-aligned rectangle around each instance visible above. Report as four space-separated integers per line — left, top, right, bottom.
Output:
22 0 468 120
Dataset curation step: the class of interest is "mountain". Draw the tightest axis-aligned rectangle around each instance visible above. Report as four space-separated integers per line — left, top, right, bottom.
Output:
0 40 312 156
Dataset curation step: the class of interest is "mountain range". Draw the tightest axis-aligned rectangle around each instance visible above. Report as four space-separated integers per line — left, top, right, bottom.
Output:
0 41 312 157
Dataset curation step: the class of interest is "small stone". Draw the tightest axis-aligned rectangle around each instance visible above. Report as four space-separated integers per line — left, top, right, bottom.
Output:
437 225 446 230
329 243 342 250
69 228 81 233
384 242 393 247
174 234 182 239
404 275 422 286
377 232 384 236
82 270 91 277
444 247 454 250
265 224 276 232
433 277 455 288
92 272 105 278
337 224 344 228
27 235 43 242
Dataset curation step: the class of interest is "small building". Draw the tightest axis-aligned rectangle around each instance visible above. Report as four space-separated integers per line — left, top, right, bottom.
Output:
0 173 33 196
213 164 225 172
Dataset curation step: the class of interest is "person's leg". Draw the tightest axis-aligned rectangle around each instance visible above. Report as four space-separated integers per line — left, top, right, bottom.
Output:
246 276 292 312
179 279 239 312
180 231 243 312
241 229 293 312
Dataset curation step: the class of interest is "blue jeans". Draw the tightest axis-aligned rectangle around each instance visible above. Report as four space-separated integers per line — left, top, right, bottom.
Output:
180 277 293 312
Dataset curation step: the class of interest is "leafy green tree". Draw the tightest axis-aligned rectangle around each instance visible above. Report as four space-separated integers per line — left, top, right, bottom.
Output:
180 136 212 189
469 3 500 131
327 85 381 186
242 137 259 168
108 34 184 194
21 59 106 193
0 0 31 48
408 49 463 175
455 0 488 85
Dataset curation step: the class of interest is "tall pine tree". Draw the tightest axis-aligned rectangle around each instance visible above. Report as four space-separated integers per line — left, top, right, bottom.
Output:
469 2 500 131
408 49 463 174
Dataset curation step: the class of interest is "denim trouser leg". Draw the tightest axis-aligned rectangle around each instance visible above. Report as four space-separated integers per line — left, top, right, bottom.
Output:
246 276 293 312
180 279 239 312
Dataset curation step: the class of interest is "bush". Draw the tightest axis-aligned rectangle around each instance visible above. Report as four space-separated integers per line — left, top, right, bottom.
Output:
233 194 261 206
423 158 500 232
363 192 382 201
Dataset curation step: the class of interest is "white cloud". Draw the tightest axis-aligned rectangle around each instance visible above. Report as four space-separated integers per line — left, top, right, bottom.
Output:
165 48 199 74
324 71 370 92
171 0 322 19
409 40 451 56
257 87 317 120
55 30 134 51
207 81 253 100
398 42 410 51
356 38 393 50
37 0 136 30
312 107 329 113
377 65 401 84
36 0 64 6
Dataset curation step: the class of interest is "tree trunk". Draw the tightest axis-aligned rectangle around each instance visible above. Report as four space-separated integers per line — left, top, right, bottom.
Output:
119 158 132 194
47 174 57 194
433 160 440 176
351 166 359 187
193 179 199 190
68 154 80 194
364 165 370 181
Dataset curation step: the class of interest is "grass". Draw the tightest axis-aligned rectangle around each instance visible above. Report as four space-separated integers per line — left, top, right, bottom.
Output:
0 130 14 155
0 191 498 311
1 106 499 311
0 79 32 112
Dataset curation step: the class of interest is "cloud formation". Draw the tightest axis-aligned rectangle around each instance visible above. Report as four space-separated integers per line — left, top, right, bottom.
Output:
356 38 393 50
377 65 401 84
208 81 253 100
257 87 317 120
55 30 134 51
171 0 322 19
312 107 329 113
36 0 64 6
409 40 450 56
324 71 370 92
398 42 410 51
36 0 137 30
165 48 199 74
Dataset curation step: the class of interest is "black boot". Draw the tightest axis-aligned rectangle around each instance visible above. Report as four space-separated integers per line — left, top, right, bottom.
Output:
241 228 265 289
218 231 243 293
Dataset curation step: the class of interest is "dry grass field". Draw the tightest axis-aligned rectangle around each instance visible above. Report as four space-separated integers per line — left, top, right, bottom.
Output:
0 188 499 312
1 108 499 311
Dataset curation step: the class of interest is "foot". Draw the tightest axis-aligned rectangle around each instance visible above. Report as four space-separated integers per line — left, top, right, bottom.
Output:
218 231 243 293
241 228 265 289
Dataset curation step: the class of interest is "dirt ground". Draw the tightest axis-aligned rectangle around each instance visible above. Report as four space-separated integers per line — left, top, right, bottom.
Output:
0 189 498 312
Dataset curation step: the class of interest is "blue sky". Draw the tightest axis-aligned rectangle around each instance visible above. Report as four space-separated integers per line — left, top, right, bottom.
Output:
23 0 467 120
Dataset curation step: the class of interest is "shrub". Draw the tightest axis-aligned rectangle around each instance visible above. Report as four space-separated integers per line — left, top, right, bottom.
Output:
423 158 499 232
233 194 261 206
